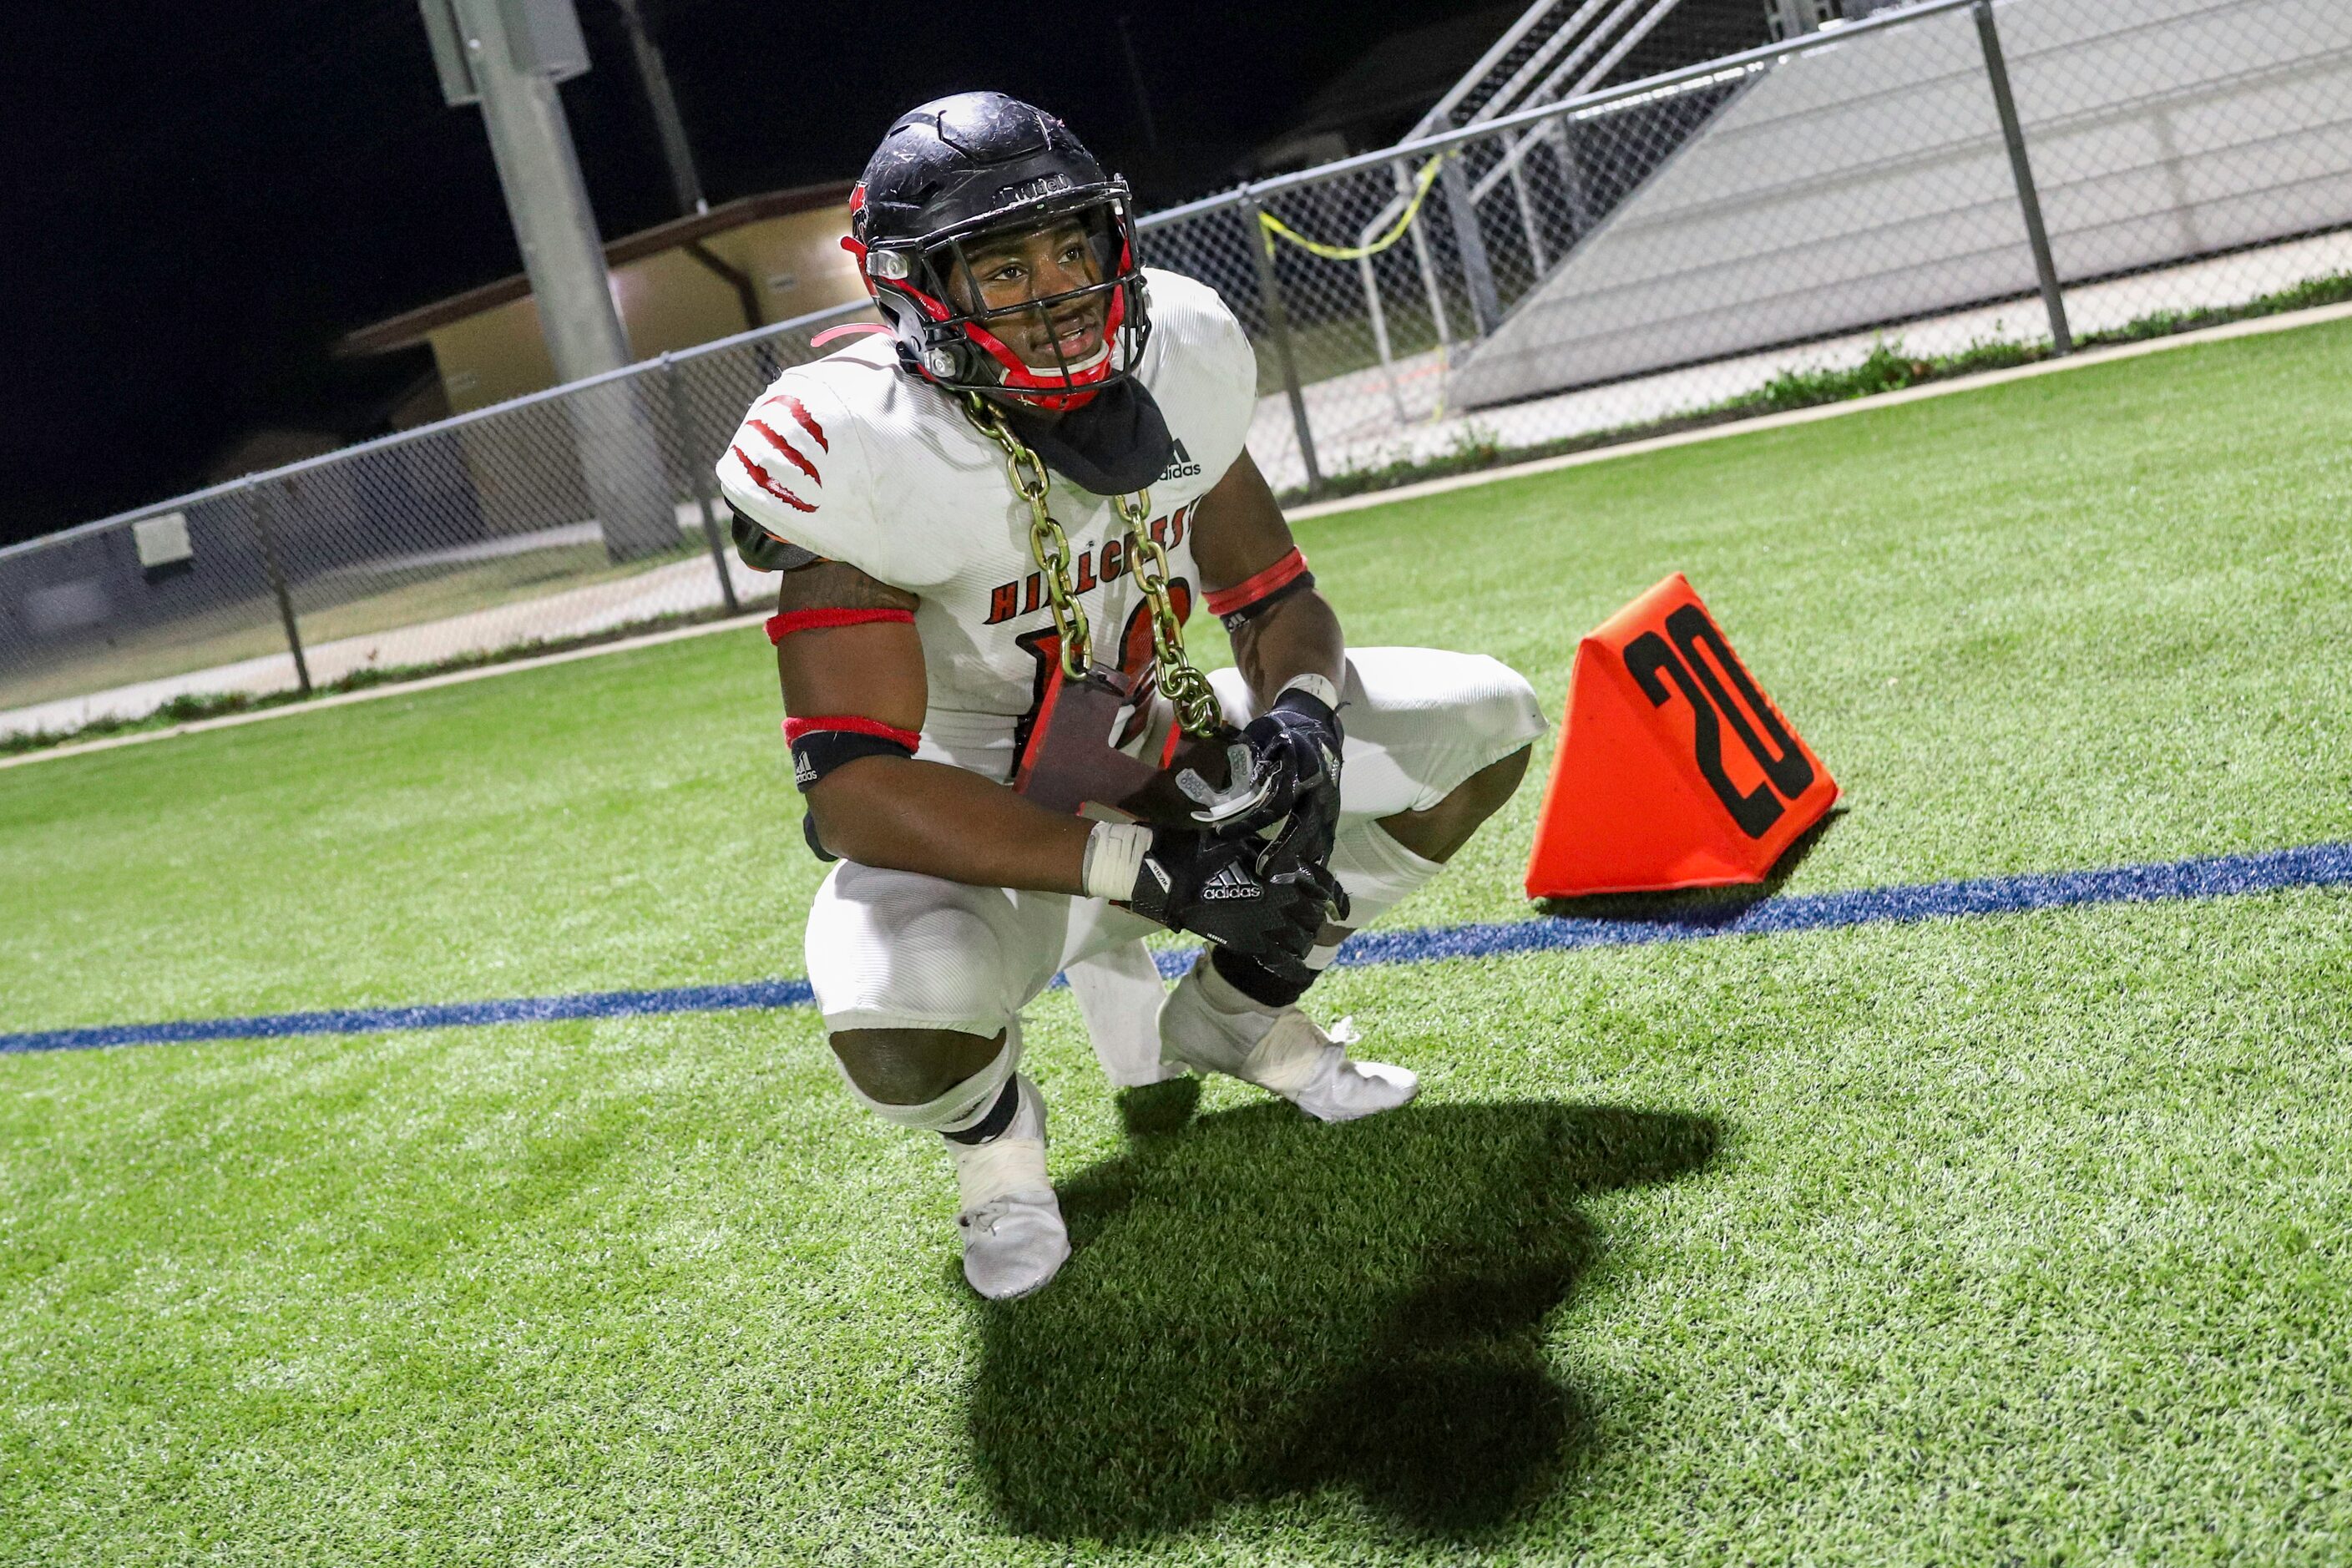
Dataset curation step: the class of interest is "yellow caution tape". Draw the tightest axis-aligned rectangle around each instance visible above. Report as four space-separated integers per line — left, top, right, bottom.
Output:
1257 154 1448 261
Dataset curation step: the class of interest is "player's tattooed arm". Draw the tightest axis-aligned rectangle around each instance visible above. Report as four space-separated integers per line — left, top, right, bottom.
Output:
772 561 1095 893
1189 449 1348 841
774 559 920 625
1189 449 1344 707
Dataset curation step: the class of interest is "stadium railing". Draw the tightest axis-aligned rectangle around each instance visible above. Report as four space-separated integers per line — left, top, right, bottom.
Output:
5 0 2346 739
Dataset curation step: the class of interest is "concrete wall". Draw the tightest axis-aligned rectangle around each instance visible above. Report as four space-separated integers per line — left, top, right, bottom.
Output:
1451 0 2352 408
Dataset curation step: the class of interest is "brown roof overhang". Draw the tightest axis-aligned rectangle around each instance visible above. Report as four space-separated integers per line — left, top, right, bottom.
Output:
336 179 856 357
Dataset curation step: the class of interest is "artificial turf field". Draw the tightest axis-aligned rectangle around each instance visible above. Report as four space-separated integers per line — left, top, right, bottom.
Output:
5 319 2350 1565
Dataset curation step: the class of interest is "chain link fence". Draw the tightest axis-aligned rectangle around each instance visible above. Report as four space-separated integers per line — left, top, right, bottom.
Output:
1172 0 2352 493
0 303 869 740
7 0 2349 741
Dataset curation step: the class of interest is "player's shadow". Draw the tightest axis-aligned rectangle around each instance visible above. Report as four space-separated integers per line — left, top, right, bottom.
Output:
1531 804 1847 927
964 1095 1719 1541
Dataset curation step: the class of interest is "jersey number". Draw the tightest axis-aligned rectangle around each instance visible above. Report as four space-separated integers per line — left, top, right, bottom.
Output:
1009 582 1194 773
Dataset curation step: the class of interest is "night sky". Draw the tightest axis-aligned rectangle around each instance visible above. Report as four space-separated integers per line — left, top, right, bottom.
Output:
0 0 1486 549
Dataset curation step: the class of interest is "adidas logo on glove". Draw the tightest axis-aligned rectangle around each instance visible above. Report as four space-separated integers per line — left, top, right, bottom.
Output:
1200 862 1261 901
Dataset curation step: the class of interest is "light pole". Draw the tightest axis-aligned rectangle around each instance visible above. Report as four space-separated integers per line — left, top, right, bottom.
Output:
614 0 707 215
419 0 675 560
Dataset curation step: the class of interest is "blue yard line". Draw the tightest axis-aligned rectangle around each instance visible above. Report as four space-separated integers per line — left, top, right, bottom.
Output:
6 842 2347 1056
1334 839 2352 968
0 979 813 1055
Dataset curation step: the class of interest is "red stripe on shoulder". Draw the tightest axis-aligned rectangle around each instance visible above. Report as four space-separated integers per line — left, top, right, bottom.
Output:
746 419 821 484
754 392 829 453
781 715 920 750
765 607 914 644
1204 548 1309 618
730 445 816 513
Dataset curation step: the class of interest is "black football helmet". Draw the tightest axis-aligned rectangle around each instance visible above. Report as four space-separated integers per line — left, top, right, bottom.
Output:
844 93 1151 411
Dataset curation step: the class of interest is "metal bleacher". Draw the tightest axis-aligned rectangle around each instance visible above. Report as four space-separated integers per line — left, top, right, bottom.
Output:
1356 0 1772 383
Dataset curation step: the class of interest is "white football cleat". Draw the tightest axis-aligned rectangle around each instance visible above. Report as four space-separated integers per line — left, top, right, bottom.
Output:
1158 959 1419 1123
943 1075 1070 1300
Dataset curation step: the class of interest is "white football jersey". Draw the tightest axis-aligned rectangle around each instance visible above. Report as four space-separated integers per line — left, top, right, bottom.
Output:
717 267 1257 780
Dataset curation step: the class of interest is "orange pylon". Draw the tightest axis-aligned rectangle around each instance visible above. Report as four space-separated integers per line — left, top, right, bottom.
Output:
1525 574 1838 898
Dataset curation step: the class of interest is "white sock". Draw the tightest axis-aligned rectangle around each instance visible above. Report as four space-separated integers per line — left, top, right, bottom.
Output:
1196 951 1280 1019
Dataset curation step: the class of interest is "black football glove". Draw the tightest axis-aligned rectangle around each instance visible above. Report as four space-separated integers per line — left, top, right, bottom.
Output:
1123 822 1349 972
1179 682 1344 842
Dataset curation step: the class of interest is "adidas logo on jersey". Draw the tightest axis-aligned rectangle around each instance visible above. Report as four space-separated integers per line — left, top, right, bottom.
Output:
1200 861 1261 901
1158 438 1201 484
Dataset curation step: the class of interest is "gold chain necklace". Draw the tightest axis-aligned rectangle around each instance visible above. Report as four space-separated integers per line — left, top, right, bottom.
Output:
963 395 1223 739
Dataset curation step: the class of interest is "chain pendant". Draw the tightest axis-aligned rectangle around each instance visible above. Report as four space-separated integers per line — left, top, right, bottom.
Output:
965 396 1091 678
1113 491 1223 740
964 395 1224 739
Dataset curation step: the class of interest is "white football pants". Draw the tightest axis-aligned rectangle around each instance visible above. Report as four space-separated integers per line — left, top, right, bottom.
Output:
803 646 1545 1049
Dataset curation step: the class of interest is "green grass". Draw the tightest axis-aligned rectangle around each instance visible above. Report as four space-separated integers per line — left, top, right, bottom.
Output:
3 316 2351 1563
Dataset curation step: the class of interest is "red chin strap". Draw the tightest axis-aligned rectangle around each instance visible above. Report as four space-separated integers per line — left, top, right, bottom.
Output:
859 218 1140 411
958 230 1136 412
962 326 1113 412
841 235 878 302
961 276 1128 412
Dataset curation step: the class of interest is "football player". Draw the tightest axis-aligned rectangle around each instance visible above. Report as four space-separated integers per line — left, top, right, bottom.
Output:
718 93 1545 1299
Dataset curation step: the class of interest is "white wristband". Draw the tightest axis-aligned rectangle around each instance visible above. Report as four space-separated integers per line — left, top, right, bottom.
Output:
1081 822 1155 902
1278 673 1341 711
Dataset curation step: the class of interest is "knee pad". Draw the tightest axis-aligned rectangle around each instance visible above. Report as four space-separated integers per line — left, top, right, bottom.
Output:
836 1023 1023 1135
1450 655 1546 754
887 904 1012 1029
811 889 1014 1039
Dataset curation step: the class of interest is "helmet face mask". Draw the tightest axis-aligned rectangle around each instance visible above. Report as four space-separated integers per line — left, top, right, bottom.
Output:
848 94 1153 412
